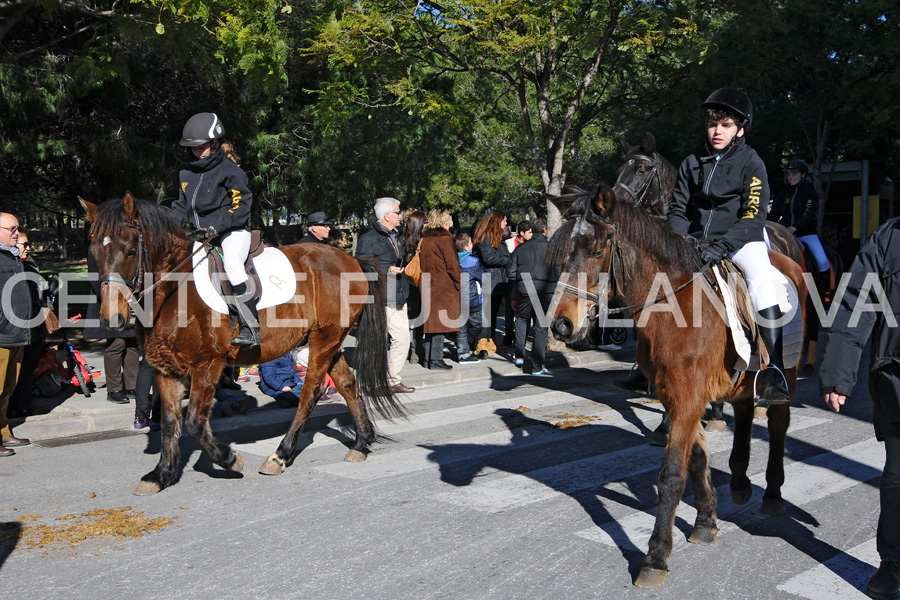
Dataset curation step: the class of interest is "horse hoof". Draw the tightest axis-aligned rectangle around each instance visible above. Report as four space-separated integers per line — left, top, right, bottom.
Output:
754 406 768 419
133 480 162 496
761 496 785 515
649 431 669 447
688 526 718 546
229 452 244 473
705 419 726 432
259 453 286 476
730 485 752 506
344 449 367 462
634 567 667 589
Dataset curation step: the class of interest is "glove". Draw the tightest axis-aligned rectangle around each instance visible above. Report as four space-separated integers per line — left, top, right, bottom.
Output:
207 225 217 238
187 228 210 242
699 241 731 264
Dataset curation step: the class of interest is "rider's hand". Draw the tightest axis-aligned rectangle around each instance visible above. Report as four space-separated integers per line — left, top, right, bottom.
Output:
207 225 217 238
699 241 730 264
187 228 210 242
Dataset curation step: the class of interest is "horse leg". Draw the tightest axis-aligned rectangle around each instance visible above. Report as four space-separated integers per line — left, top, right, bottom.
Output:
650 412 671 447
728 397 755 505
183 364 243 474
636 400 705 589
761 402 790 514
687 422 718 545
705 400 727 432
329 354 375 462
260 329 343 475
134 375 185 495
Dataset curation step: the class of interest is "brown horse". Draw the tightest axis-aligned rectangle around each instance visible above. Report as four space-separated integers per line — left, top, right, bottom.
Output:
546 184 806 589
81 194 405 495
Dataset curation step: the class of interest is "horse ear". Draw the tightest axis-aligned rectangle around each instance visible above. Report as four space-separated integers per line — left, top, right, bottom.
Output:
620 134 634 157
79 196 98 223
592 183 617 218
642 131 657 155
122 191 138 222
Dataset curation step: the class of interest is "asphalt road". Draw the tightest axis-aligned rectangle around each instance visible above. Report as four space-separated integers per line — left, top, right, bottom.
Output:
0 359 882 600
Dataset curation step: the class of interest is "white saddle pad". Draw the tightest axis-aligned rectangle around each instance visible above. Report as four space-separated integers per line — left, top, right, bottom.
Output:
191 242 297 314
715 265 803 372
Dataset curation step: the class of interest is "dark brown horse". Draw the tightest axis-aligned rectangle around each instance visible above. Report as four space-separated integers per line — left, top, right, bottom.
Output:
81 194 405 495
546 184 806 589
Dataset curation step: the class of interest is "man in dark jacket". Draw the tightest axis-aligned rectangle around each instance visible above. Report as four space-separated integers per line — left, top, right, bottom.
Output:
0 213 32 456
506 218 557 375
819 217 900 600
299 212 333 244
354 197 414 393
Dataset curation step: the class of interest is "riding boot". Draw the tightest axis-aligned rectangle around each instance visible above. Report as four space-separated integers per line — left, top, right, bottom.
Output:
230 281 260 349
756 305 790 405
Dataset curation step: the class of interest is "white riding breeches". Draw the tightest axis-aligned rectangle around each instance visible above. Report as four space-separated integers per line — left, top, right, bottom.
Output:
798 234 830 272
220 229 251 285
729 241 778 311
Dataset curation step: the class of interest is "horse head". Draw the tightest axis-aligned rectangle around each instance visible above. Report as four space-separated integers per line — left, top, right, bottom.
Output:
615 132 675 218
81 192 150 331
546 184 619 344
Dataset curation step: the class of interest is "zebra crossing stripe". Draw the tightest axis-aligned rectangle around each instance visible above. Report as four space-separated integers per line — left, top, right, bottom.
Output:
435 414 828 514
778 537 877 599
576 437 882 552
233 386 617 459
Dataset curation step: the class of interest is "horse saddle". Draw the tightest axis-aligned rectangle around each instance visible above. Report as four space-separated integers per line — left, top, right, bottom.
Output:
711 260 803 373
191 231 297 315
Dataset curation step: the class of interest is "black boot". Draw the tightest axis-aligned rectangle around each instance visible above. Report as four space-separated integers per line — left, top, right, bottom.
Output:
613 365 651 395
230 281 260 348
756 305 790 405
867 560 900 600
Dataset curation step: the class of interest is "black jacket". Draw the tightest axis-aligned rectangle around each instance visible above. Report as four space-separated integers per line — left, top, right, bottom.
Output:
355 222 409 307
768 182 819 237
819 217 900 439
668 137 770 252
171 148 253 234
298 233 329 245
0 245 32 347
506 233 557 298
475 236 511 295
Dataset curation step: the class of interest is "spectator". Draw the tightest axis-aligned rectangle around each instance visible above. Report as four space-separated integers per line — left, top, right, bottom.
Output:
472 210 511 358
456 231 483 363
506 218 556 375
259 349 336 408
85 250 140 405
299 212 333 244
419 210 461 370
355 197 415 393
133 349 161 430
819 217 900 600
0 213 32 456
10 227 46 418
171 112 259 347
400 210 427 364
502 220 533 346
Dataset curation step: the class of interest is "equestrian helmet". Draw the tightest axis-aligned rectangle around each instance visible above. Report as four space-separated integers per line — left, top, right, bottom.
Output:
784 159 809 174
180 112 225 147
701 88 753 132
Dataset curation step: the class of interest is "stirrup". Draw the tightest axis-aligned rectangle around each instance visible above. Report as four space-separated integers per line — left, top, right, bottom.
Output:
753 365 790 407
232 325 260 348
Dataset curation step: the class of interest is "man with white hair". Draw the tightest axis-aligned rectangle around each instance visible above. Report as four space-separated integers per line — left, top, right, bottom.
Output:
0 212 32 456
355 198 415 393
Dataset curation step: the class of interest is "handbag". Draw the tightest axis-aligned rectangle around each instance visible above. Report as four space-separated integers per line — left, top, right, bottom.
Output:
405 240 423 287
42 307 60 336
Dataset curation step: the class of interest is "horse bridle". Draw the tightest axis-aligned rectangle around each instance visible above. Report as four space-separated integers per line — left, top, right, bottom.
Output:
614 154 663 208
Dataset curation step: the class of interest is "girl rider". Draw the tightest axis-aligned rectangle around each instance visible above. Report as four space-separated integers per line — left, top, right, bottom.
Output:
768 159 830 295
171 112 259 348
667 88 790 406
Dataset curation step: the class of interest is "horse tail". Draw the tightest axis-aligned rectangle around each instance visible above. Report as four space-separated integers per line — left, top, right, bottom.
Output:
353 256 408 420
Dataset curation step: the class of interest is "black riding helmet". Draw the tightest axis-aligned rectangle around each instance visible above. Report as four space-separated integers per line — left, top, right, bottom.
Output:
784 159 809 174
180 112 225 147
701 88 753 133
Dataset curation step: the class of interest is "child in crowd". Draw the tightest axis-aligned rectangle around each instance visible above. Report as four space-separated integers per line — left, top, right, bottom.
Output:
259 348 337 408
456 232 484 363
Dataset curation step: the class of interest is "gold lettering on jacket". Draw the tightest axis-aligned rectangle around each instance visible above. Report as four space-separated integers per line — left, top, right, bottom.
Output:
743 176 762 219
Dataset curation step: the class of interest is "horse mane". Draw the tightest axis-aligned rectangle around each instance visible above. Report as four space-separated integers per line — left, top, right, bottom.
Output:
546 184 702 275
90 197 185 259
